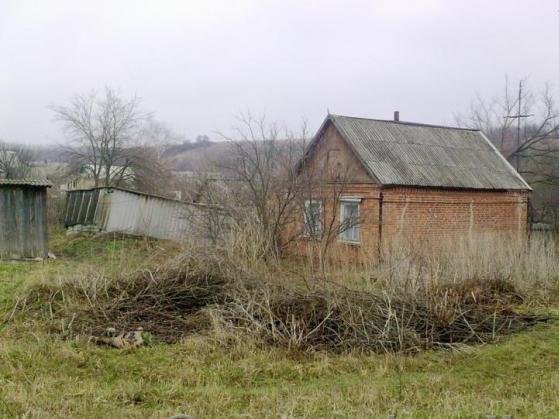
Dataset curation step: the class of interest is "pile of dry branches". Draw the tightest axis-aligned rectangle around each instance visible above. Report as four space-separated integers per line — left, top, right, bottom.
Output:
17 253 549 351
213 278 547 353
18 252 235 342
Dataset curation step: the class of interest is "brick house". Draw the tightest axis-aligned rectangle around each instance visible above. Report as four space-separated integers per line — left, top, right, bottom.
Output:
292 113 531 258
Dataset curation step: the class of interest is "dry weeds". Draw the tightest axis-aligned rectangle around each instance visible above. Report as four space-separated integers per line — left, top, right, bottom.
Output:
13 233 556 352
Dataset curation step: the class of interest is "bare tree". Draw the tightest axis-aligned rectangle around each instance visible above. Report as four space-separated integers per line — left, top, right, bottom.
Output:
296 144 365 273
186 113 362 269
0 142 35 179
131 120 183 194
215 113 309 258
456 77 559 183
456 77 559 227
51 87 151 187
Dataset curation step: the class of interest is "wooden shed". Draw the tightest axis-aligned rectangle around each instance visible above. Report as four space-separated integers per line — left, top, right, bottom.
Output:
0 179 52 260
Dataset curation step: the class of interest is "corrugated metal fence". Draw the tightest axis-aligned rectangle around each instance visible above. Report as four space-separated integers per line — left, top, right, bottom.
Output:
64 187 223 243
65 188 100 228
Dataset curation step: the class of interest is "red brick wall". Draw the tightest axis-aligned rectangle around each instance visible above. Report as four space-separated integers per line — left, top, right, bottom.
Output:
380 187 529 248
285 184 381 262
288 119 381 262
288 185 529 261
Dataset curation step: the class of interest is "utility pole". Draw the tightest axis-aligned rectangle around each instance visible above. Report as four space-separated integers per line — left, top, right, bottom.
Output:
505 80 533 171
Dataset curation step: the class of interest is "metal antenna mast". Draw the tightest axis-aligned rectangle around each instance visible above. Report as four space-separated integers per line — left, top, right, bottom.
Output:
505 80 533 171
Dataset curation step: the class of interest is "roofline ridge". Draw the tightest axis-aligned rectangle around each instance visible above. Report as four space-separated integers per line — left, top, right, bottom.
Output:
297 113 531 191
329 114 480 132
0 178 53 187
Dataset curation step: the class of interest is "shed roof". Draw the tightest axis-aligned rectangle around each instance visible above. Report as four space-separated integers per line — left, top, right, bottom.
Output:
67 186 221 210
0 178 53 187
311 114 530 190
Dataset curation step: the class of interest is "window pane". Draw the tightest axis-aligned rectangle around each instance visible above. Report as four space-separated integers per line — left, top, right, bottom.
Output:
304 201 322 237
341 202 359 242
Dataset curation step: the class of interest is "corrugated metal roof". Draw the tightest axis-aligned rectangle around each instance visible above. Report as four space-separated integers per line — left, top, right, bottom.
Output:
322 115 531 190
0 178 52 187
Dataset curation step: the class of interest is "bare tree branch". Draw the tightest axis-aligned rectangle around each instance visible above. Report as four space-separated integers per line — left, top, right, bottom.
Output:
50 87 168 189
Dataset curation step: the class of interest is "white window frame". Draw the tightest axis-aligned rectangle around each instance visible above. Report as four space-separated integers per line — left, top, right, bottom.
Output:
303 199 323 239
339 197 361 244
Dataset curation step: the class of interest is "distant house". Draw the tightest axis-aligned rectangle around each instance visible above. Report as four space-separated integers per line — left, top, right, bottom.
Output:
292 113 531 257
0 178 52 259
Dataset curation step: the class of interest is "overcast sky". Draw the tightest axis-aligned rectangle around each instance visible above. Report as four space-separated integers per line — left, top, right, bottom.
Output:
1 0 558 144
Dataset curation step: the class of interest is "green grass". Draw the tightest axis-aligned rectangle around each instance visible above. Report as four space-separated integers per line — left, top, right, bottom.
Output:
0 232 558 418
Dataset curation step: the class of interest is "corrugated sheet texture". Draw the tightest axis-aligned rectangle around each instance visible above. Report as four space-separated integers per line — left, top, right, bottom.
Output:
65 188 221 243
0 187 48 259
329 115 530 190
0 178 53 187
65 189 100 227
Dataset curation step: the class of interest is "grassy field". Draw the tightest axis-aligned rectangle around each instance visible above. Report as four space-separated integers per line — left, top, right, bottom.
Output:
1 232 558 418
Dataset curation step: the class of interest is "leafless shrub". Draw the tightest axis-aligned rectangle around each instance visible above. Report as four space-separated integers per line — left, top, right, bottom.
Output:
182 113 366 273
212 113 310 258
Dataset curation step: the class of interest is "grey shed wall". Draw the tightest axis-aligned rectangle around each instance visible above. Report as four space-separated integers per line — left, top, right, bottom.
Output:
0 186 49 259
65 187 219 243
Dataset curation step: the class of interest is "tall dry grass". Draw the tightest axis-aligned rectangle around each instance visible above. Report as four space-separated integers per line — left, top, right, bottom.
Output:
362 232 559 304
12 228 558 352
218 224 559 303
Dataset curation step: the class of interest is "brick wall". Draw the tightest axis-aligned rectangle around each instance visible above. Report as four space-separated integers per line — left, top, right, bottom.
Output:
285 184 381 262
303 122 372 184
288 185 529 261
381 187 529 248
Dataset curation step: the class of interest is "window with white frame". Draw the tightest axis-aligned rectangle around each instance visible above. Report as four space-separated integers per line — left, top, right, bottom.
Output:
340 199 360 243
303 200 322 238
